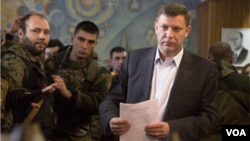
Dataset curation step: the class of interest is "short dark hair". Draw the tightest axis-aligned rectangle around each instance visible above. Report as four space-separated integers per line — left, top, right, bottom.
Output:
110 46 126 59
74 21 99 39
156 3 190 27
241 63 250 75
229 31 243 40
238 31 243 39
20 12 47 34
209 42 232 62
47 39 64 49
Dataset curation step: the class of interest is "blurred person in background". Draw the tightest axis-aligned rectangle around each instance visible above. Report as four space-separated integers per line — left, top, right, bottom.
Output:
241 63 250 77
45 39 64 59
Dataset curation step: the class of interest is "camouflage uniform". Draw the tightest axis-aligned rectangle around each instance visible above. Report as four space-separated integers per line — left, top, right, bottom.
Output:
1 42 39 133
1 40 17 53
1 42 55 139
1 74 13 134
1 64 31 134
1 42 45 88
45 46 111 141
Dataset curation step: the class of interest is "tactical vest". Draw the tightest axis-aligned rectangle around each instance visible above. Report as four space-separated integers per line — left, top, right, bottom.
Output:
2 51 56 139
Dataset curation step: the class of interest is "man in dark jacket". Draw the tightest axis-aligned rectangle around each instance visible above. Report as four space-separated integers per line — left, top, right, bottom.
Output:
108 46 127 83
228 31 248 64
204 41 250 141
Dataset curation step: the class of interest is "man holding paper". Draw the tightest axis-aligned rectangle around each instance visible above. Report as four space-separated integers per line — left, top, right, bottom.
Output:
99 3 218 141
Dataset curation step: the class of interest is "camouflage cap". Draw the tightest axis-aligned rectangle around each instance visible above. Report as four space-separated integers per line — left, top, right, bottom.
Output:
1 27 6 39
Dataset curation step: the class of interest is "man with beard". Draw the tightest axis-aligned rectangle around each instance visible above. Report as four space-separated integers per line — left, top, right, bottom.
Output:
1 13 57 140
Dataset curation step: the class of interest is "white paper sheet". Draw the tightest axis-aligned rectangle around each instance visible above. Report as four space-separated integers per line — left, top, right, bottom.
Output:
120 99 158 141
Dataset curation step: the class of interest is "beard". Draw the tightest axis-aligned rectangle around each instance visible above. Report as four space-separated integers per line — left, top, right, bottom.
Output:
22 35 47 56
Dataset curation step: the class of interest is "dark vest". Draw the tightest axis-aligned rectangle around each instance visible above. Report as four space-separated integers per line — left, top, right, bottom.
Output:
2 50 56 139
19 57 55 130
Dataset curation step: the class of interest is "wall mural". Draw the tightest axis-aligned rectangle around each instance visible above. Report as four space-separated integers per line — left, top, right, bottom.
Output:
1 0 199 68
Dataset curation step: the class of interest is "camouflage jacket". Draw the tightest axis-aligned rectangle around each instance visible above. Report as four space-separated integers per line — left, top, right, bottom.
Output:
1 42 45 133
1 76 13 134
45 46 111 140
1 40 18 53
1 42 46 107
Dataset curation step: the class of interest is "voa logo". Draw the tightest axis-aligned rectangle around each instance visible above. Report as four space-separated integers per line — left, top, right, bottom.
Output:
226 129 246 136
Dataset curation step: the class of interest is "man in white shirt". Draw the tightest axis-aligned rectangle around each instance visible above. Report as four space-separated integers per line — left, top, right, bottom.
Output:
99 3 218 140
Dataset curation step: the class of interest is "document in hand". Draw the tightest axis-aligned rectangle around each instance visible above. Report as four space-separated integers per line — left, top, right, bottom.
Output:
120 99 158 141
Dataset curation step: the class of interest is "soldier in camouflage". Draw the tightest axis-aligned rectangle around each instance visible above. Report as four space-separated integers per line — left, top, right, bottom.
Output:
1 13 56 140
1 69 13 134
45 21 111 141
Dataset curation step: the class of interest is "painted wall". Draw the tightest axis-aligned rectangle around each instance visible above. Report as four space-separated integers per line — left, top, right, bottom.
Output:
1 0 200 68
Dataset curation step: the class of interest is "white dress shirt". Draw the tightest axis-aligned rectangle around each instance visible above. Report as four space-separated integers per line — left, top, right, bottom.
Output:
233 47 243 58
150 47 183 122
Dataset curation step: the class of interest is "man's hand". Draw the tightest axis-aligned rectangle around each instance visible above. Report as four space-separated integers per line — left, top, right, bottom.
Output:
1 37 6 46
42 83 57 93
31 83 57 108
31 102 40 108
109 117 131 135
145 122 170 139
52 75 72 99
8 17 22 35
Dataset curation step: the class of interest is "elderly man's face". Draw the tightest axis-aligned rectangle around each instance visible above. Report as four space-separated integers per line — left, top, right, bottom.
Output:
229 32 242 50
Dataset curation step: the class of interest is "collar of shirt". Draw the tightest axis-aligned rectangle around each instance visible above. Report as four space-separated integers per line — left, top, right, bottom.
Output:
154 47 184 69
233 47 243 57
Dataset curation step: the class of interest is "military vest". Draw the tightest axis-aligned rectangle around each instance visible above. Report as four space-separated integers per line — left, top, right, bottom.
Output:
2 50 56 139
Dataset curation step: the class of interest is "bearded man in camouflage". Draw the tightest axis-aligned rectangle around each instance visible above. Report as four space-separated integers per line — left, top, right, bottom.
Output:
45 21 111 141
1 12 56 140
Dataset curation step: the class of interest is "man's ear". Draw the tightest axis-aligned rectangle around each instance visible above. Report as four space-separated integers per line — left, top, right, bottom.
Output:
109 58 112 64
154 21 158 34
229 55 233 64
71 34 74 43
185 26 192 37
18 28 23 39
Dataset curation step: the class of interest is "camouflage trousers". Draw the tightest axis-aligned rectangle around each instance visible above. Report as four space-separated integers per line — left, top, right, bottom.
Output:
1 109 13 134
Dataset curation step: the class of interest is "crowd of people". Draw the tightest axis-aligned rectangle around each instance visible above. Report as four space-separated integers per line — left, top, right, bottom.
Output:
1 3 249 141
